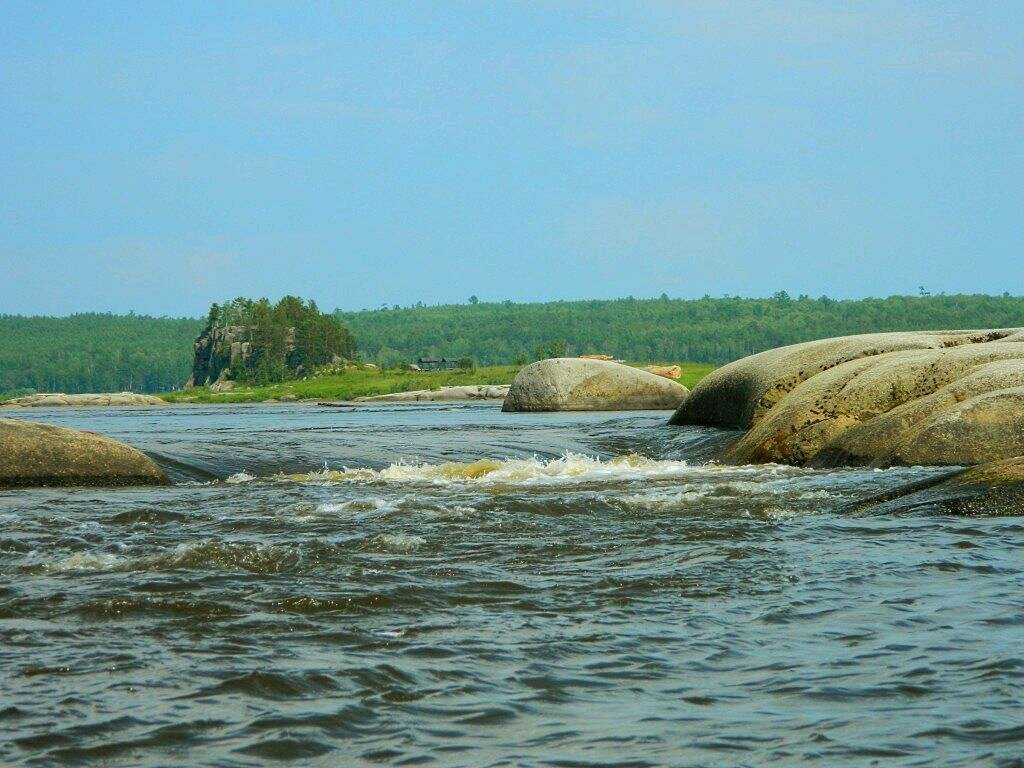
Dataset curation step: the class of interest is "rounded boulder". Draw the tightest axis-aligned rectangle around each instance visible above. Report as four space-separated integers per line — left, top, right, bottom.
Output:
0 418 168 488
502 358 688 412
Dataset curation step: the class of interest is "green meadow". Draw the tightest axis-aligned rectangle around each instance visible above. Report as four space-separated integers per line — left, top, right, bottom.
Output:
157 362 715 404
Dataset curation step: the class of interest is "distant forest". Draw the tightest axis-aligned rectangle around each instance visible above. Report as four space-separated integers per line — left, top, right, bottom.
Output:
0 314 203 396
343 293 1024 367
3 294 1023 394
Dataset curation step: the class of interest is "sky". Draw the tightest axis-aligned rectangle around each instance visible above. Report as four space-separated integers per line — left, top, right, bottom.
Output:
1 1 1022 317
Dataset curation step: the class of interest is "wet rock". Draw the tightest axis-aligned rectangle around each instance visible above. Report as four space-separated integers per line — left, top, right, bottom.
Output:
850 456 1024 516
0 418 168 488
503 358 688 412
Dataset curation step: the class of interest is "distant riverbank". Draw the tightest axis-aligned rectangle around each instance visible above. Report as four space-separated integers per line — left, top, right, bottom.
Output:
157 363 715 404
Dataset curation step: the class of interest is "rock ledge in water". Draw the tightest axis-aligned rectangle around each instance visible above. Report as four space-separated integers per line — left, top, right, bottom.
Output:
851 456 1024 516
503 358 688 412
1 392 166 408
355 385 510 403
0 418 168 488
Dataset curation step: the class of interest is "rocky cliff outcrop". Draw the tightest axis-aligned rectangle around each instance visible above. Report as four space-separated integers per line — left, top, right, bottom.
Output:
670 329 1024 467
189 325 284 387
189 297 356 387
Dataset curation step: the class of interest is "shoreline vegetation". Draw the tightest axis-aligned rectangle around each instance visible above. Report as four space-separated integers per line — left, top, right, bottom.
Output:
155 364 716 405
4 293 1024 396
157 363 716 404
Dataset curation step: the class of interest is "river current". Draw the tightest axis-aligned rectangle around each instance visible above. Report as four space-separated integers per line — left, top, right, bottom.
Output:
1 403 1021 766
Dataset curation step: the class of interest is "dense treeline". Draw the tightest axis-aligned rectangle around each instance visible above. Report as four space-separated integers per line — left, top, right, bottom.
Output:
3 294 1023 395
0 313 203 396
342 293 1024 367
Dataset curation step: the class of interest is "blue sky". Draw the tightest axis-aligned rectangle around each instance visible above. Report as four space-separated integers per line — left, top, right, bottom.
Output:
2 2 1021 316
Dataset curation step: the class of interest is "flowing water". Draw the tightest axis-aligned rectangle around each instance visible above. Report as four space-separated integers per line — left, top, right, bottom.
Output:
1 404 1021 767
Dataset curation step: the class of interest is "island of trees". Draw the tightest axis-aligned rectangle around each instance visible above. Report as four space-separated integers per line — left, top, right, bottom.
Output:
190 297 357 387
2 293 1022 396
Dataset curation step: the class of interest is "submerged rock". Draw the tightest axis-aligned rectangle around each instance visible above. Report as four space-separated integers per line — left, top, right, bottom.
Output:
670 328 1024 467
503 358 688 412
0 418 168 488
850 456 1024 516
1 392 166 408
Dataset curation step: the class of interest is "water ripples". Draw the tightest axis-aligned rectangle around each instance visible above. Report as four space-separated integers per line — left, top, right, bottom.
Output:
0 405 1021 766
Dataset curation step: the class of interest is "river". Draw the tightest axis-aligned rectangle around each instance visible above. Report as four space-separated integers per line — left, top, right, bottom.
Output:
1 403 1021 766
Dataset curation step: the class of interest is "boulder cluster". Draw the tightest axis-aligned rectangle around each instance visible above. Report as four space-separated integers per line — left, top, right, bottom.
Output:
670 328 1024 468
7 329 1023 498
669 328 1024 511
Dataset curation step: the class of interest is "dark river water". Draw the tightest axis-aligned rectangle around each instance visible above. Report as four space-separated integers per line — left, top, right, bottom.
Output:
1 404 1021 767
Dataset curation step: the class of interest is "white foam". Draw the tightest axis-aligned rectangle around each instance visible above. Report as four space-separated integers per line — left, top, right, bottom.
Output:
278 452 741 488
316 497 399 515
49 552 124 571
372 533 426 553
613 480 837 512
226 471 256 484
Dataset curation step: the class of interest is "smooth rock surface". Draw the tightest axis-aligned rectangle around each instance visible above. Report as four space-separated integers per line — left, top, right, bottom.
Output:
671 329 1023 429
356 385 510 402
670 328 1024 467
1 392 166 408
0 418 168 488
503 358 688 412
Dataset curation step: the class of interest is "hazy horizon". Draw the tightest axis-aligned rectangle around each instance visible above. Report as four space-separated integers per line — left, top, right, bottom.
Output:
3 289 1022 320
3 2 1022 316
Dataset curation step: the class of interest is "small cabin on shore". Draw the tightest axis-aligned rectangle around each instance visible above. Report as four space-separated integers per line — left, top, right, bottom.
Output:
416 357 459 371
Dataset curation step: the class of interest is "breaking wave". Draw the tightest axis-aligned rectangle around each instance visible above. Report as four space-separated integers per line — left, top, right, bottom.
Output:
251 452 810 488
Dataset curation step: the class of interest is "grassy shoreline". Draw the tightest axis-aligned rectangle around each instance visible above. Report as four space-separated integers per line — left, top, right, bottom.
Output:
157 362 715 404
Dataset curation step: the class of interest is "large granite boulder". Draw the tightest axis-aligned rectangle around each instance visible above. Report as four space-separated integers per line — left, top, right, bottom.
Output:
0 418 168 488
503 358 688 412
670 329 1024 467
